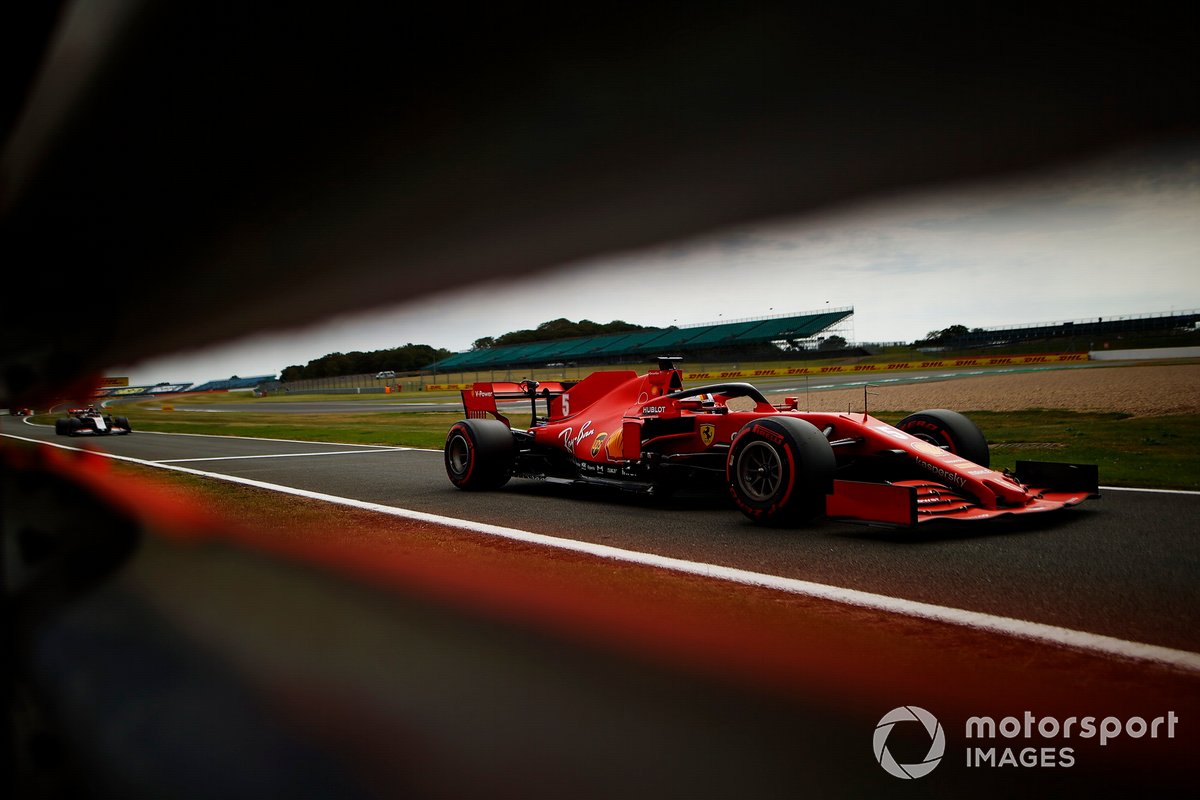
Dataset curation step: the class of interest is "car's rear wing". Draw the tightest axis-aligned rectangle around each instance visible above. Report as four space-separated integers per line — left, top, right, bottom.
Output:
460 380 574 427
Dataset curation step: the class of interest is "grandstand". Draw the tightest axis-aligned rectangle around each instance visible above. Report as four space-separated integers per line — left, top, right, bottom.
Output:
931 310 1200 349
430 308 854 371
90 375 277 398
94 383 193 398
189 375 279 392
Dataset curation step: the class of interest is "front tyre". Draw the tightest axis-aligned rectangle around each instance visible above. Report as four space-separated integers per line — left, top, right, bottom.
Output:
896 409 990 467
727 417 835 526
445 419 515 490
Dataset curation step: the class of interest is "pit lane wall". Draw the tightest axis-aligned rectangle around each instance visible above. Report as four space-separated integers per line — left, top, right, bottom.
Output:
424 352 1089 391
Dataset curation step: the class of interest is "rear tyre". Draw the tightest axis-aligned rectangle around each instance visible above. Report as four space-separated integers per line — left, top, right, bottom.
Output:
896 409 990 467
727 417 835 526
55 419 68 435
445 419 515 490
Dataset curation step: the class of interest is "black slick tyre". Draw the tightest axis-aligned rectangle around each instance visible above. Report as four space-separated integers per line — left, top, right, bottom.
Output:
726 416 835 526
896 409 990 467
115 416 132 432
445 418 515 490
55 419 68 435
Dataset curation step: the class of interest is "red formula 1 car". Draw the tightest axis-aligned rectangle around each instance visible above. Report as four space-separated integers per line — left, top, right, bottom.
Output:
443 359 1099 527
54 406 133 436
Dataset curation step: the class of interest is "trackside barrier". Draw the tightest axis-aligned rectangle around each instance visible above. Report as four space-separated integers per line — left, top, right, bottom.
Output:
426 354 1089 390
683 353 1088 381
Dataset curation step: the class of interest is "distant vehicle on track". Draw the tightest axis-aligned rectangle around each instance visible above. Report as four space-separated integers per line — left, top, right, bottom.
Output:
444 358 1099 527
8 407 35 416
54 406 133 436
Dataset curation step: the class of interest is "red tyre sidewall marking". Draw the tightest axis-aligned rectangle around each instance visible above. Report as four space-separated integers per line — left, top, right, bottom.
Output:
778 438 796 512
449 424 475 485
902 418 958 455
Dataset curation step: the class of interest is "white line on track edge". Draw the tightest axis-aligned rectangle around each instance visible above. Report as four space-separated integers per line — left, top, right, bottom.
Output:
156 448 411 464
6 433 1198 674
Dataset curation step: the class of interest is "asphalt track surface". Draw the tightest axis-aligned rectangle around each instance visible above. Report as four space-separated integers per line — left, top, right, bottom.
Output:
5 404 1200 796
4 412 1197 656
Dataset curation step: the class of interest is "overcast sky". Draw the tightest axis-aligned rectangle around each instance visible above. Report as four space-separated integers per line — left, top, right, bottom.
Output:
115 141 1200 386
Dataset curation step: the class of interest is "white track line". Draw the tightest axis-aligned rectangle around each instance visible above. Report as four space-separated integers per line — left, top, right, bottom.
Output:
5 432 1198 673
90 426 410 447
1099 485 1200 495
157 448 409 464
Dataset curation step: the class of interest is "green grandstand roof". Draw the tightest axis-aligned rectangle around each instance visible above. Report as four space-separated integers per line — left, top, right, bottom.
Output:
429 309 852 371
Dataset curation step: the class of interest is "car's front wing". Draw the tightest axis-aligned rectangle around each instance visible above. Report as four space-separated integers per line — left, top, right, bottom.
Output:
824 460 1099 527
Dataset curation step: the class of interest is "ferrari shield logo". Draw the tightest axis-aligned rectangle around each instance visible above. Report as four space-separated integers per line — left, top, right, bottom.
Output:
700 424 716 447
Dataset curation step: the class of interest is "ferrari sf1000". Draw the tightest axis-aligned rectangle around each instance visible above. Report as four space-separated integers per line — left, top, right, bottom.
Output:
443 359 1098 527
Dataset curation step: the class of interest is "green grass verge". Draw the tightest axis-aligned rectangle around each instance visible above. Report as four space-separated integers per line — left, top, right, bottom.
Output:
35 403 1197 491
873 410 1200 491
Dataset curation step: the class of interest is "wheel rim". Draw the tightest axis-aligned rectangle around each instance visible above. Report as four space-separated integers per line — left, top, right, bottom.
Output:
447 433 471 478
736 440 783 501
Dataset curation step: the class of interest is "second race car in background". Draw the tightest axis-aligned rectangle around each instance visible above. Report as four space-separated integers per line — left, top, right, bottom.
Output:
444 358 1099 527
54 406 133 436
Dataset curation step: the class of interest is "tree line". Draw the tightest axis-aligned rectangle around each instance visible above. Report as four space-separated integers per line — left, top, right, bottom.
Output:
280 343 452 381
915 324 987 345
278 319 645 380
472 318 652 350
